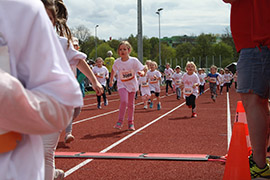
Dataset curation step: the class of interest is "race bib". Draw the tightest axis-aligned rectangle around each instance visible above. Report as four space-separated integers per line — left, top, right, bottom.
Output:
149 78 158 84
120 70 135 82
209 77 217 83
183 87 193 96
175 80 181 85
96 72 104 78
141 81 149 87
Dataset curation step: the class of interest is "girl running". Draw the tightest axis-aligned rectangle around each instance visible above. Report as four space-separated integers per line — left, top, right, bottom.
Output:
172 65 184 100
109 41 145 131
0 1 82 179
147 61 162 110
219 68 225 95
224 68 233 92
92 57 109 109
198 68 207 95
181 61 200 117
42 1 103 179
164 63 174 96
206 65 219 102
138 65 151 109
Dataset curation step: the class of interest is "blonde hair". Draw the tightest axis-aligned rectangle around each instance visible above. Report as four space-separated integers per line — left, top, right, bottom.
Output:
185 61 197 71
151 61 158 69
210 65 217 70
95 57 104 63
117 41 132 55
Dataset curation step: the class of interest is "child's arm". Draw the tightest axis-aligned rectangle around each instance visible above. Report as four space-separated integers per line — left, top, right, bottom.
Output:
109 69 115 87
77 59 103 95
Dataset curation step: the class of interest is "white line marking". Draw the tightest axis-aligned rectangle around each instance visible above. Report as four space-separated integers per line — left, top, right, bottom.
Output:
227 92 232 150
64 101 187 177
73 93 174 125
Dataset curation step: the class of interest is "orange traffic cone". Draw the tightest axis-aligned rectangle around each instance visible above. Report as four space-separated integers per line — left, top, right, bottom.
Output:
235 101 252 155
223 122 251 180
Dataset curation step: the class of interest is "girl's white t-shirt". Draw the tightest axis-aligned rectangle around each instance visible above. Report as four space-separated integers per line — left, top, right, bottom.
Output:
164 68 174 81
138 76 151 96
198 73 207 86
147 70 161 92
92 66 109 86
0 1 83 179
112 57 144 92
182 72 200 98
58 36 87 76
172 72 184 87
224 73 232 83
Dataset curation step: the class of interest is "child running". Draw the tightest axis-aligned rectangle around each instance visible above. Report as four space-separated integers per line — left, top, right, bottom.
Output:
197 68 207 95
42 1 103 179
147 61 162 110
138 65 151 109
0 1 82 179
92 57 109 109
181 61 200 117
219 68 225 95
172 65 184 100
224 68 233 92
164 63 174 96
109 41 145 131
206 65 219 102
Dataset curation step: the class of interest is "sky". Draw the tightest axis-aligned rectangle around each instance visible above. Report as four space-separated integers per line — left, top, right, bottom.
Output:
65 0 232 41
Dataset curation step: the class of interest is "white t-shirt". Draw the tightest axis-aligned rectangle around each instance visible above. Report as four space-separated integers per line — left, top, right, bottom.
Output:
224 73 233 84
58 36 87 76
0 1 82 179
147 70 161 92
182 72 200 98
172 72 184 88
198 73 207 86
219 74 225 86
112 56 144 92
92 66 109 86
138 76 151 96
164 68 174 81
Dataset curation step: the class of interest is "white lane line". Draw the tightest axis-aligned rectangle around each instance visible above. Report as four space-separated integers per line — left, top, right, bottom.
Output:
227 92 232 150
65 101 186 177
73 93 174 125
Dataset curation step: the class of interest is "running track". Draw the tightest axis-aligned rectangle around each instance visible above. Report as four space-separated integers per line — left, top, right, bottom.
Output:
55 85 240 180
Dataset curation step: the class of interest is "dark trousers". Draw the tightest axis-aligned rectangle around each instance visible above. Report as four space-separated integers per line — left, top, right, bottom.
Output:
97 85 107 105
166 80 173 93
186 94 196 109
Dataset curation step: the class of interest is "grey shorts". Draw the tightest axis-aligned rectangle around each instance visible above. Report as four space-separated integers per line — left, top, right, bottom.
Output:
236 47 270 99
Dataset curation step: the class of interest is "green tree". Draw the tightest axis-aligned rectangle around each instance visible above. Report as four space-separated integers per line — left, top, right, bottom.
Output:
191 33 216 67
89 43 116 60
212 42 234 67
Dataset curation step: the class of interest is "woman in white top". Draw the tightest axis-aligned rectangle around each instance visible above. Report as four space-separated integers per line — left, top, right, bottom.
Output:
0 1 82 179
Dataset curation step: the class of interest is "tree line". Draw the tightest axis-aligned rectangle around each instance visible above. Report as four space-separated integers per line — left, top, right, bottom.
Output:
71 25 238 70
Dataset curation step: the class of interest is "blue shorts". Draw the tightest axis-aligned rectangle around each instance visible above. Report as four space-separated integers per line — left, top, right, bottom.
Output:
236 47 270 99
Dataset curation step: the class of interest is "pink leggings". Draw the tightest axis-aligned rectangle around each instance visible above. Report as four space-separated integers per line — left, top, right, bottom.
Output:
118 88 135 124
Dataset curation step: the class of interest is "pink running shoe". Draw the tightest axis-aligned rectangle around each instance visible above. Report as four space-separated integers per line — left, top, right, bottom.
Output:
128 124 135 131
114 122 122 130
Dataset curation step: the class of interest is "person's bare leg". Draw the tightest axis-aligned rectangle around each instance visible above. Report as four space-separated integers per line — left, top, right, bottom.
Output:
241 93 270 168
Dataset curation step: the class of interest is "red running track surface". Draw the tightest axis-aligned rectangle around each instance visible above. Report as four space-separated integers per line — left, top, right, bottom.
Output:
55 85 240 180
